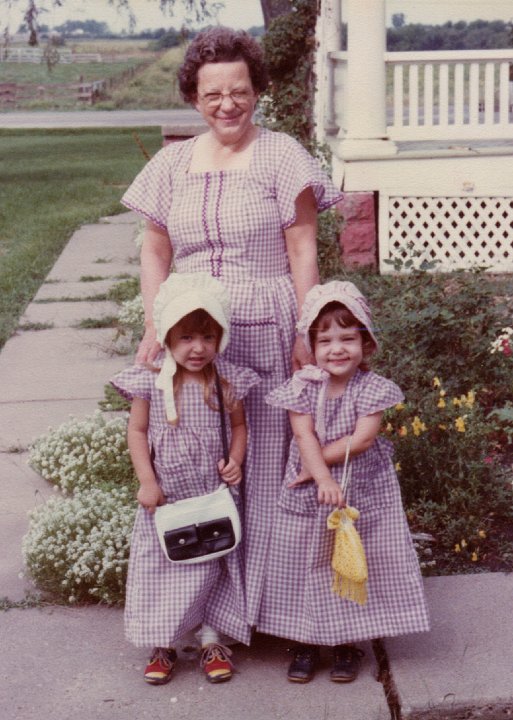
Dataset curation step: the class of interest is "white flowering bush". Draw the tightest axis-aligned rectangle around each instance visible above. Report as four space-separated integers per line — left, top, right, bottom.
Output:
134 218 145 250
22 486 136 604
118 293 144 337
28 410 137 494
489 326 513 357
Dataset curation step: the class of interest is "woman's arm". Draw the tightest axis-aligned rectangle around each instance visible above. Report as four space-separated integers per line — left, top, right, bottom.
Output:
137 220 173 364
218 400 247 486
127 397 165 513
285 187 319 371
289 411 345 507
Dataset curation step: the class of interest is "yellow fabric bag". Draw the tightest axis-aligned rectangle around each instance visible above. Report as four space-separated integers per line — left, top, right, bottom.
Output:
327 506 368 605
326 438 368 605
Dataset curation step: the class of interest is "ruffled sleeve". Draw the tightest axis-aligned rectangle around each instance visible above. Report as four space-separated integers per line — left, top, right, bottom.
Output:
110 364 156 402
215 358 260 400
271 132 343 229
121 142 189 230
354 372 404 418
266 365 328 413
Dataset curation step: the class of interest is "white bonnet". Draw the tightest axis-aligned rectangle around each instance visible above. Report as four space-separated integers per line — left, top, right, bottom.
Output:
297 281 378 354
152 272 231 423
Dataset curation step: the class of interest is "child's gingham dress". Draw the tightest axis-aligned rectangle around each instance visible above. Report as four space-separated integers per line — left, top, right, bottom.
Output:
121 128 343 625
111 358 259 648
257 367 430 645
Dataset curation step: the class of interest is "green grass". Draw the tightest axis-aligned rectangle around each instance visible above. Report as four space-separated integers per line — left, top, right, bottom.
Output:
0 127 162 349
0 59 144 85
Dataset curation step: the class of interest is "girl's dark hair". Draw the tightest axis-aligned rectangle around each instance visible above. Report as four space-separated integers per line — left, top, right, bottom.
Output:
308 301 376 371
178 26 269 102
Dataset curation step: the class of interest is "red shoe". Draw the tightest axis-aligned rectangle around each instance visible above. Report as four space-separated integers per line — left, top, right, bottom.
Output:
200 643 234 683
144 647 177 685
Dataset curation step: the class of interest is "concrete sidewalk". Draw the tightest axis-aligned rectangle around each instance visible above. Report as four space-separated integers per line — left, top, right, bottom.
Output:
1 212 512 720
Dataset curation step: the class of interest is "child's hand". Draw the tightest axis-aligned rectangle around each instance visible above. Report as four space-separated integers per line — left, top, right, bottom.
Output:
316 477 346 508
218 457 242 485
137 483 165 513
287 466 312 488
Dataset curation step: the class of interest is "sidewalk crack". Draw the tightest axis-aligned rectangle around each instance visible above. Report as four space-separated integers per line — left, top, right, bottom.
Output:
373 638 403 720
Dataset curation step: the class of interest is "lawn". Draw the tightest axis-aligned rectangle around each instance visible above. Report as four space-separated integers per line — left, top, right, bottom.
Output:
0 127 162 349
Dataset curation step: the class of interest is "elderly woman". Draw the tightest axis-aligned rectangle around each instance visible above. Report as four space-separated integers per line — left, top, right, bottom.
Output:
121 26 343 629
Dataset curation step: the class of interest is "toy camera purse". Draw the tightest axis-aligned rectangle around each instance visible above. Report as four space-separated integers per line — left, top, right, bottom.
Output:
154 368 241 564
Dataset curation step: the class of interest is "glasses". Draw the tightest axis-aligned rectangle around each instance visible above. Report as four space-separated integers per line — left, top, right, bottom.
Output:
198 90 254 109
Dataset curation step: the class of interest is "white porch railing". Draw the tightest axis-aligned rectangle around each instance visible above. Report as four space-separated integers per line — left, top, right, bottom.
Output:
328 49 513 142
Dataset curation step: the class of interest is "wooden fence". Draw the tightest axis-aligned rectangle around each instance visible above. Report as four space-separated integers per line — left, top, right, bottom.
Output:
0 79 107 106
0 47 102 63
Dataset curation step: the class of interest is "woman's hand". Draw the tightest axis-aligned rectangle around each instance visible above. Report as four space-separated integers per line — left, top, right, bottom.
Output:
218 457 243 485
291 335 314 371
137 482 165 514
316 477 346 508
136 325 161 365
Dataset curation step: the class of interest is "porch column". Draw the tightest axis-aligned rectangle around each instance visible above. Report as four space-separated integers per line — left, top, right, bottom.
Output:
314 0 342 138
337 0 396 158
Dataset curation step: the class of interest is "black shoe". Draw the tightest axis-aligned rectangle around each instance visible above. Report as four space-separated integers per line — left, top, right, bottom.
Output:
330 644 364 683
287 644 319 683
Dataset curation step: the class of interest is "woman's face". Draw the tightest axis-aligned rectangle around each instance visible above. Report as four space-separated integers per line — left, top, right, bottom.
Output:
195 60 258 146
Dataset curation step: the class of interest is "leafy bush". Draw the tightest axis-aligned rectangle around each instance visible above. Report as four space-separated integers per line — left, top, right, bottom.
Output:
337 267 513 574
28 411 137 495
385 377 513 573
355 269 513 407
22 486 136 605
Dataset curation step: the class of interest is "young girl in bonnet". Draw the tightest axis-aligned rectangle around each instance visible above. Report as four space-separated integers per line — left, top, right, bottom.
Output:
111 272 259 686
257 281 430 683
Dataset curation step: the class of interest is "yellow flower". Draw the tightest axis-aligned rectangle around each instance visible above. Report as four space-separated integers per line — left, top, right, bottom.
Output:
411 416 427 436
395 462 401 472
385 422 393 433
439 389 446 397
455 416 466 433
433 377 441 388
395 403 405 411
471 552 478 562
454 543 461 553
465 390 475 407
460 539 467 548
478 530 486 539
398 425 408 437
438 424 447 430
437 398 446 408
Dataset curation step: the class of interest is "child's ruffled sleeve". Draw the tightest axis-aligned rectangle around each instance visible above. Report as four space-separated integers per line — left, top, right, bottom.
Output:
120 145 176 230
273 133 343 229
216 359 261 400
354 373 405 418
266 365 328 414
110 364 155 402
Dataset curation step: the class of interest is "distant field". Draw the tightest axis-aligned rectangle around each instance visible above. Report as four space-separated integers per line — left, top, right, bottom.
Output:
0 42 186 110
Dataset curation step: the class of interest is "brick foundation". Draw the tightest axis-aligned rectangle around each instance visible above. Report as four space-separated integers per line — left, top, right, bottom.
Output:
337 192 377 269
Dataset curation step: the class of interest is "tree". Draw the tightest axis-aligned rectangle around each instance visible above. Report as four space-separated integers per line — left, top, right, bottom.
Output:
391 13 405 29
9 0 214 46
260 0 292 29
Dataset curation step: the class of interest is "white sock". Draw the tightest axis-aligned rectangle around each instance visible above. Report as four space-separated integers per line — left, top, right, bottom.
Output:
199 624 220 647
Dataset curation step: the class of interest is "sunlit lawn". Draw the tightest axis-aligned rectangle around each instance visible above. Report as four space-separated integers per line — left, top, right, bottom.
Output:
0 127 162 348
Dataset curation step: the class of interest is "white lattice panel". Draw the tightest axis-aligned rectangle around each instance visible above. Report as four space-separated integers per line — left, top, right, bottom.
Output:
380 195 513 272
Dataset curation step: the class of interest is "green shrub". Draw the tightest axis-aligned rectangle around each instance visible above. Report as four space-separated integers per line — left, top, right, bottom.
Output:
22 486 136 605
28 411 137 495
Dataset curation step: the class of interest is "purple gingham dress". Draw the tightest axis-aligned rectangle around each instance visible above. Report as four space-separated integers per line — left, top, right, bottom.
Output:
257 368 430 645
121 127 343 624
110 357 259 648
